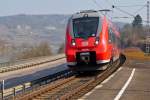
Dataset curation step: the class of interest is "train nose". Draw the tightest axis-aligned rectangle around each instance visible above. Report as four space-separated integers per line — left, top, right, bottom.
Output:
81 56 90 63
76 51 96 65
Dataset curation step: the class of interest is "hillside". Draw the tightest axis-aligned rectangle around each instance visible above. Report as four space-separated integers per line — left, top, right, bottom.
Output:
0 14 70 54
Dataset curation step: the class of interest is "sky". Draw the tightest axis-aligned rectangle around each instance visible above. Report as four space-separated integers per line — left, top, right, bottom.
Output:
0 0 149 23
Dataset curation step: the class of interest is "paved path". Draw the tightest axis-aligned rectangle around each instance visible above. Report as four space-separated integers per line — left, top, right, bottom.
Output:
79 60 150 100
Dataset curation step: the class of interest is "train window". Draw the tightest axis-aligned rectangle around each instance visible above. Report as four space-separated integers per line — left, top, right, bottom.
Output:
108 28 113 43
109 26 121 48
109 28 116 43
67 18 74 37
117 37 121 48
73 17 100 39
112 31 116 43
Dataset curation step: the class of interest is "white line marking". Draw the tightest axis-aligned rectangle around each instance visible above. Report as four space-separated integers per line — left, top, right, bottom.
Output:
78 99 85 100
79 67 123 100
114 68 135 100
118 67 122 72
84 91 94 96
102 67 122 84
94 84 103 89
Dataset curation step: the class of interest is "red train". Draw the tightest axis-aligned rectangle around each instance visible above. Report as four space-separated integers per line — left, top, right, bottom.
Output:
65 10 121 71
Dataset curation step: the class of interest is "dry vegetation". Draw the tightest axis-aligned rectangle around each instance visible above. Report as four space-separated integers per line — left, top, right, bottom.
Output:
0 39 10 56
120 14 148 51
16 42 52 59
124 47 150 61
58 43 64 54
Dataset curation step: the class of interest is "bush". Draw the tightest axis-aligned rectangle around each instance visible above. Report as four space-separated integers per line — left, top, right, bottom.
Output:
16 42 52 59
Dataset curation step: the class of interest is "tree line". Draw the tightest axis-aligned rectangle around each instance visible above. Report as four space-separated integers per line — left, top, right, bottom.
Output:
120 14 147 50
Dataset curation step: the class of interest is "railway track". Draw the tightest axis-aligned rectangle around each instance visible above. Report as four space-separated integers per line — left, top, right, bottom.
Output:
15 58 122 100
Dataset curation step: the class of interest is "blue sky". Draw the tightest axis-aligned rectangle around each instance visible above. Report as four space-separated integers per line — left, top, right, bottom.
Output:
0 0 148 23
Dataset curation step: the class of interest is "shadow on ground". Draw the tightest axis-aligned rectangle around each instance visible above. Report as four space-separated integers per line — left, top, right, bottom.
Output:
119 53 126 67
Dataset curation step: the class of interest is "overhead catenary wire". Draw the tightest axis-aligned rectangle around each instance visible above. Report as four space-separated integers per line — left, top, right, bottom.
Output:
112 17 133 19
112 5 150 23
103 0 148 23
114 5 146 8
92 0 103 9
91 0 118 21
112 5 135 17
134 4 146 14
112 17 149 23
103 0 135 22
91 0 110 16
103 0 114 8
112 4 147 16
91 0 149 23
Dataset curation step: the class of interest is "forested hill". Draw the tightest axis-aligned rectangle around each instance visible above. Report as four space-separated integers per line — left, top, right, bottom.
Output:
0 14 70 54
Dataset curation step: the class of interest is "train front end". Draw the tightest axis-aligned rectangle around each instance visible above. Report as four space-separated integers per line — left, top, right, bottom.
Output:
65 11 110 71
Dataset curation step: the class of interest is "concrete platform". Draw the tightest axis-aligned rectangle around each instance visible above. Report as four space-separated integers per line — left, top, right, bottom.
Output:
79 60 150 100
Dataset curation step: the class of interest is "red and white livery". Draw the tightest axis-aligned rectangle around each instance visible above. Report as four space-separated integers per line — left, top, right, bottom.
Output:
65 10 121 71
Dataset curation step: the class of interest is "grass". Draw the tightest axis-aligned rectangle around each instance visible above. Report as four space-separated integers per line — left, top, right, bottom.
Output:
123 47 150 61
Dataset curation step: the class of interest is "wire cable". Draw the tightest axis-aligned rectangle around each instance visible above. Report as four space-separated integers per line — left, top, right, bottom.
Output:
115 5 146 8
134 4 146 14
91 0 108 16
112 4 149 23
92 0 149 23
113 5 135 17
104 0 113 8
92 0 103 9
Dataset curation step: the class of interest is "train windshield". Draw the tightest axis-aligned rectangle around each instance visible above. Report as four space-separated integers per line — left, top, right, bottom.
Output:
73 17 99 39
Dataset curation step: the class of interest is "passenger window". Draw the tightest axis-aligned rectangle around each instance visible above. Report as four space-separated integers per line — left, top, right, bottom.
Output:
108 28 113 43
112 30 116 43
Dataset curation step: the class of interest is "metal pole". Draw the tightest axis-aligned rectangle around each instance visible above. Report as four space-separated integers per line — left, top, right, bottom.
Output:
0 81 2 100
147 1 149 27
23 84 26 93
146 1 150 54
13 88 16 97
1 80 4 100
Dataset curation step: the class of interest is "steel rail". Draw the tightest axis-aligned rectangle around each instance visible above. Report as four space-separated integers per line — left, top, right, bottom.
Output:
61 61 120 100
15 59 121 100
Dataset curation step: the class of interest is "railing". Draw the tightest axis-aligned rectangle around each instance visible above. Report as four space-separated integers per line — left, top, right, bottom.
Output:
0 81 31 100
0 70 73 100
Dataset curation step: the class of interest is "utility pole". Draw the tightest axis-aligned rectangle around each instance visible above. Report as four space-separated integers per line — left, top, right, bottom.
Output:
0 80 4 100
146 1 150 55
147 1 149 27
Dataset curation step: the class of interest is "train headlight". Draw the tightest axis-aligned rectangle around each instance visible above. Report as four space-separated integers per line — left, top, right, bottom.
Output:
95 37 99 45
95 40 99 45
72 42 76 46
71 39 76 46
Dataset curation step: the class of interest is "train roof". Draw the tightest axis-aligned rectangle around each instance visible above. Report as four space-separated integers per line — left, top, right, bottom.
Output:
72 10 102 19
71 10 121 38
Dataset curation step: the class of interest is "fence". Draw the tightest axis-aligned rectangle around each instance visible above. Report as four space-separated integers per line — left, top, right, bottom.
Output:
0 70 72 100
